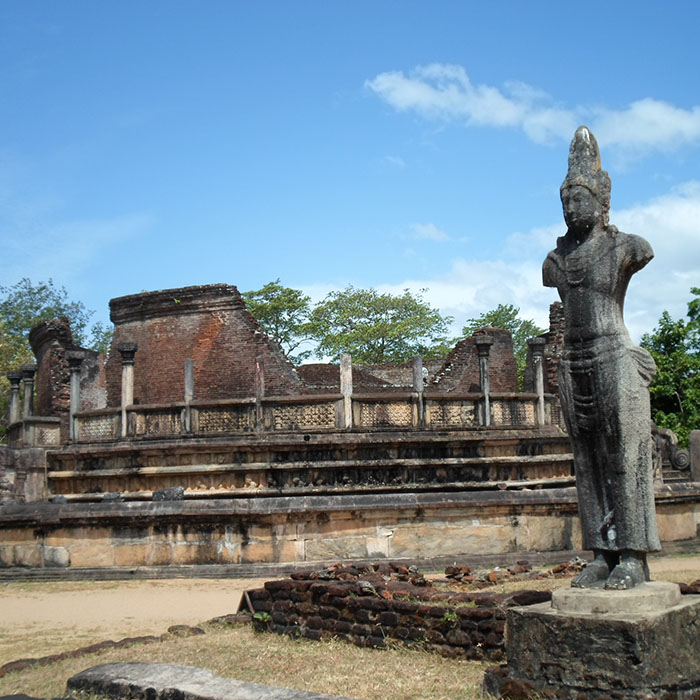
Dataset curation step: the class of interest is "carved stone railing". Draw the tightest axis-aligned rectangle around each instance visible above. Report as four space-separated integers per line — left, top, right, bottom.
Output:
353 393 416 429
425 395 479 429
491 394 538 427
67 392 562 444
5 417 61 448
75 409 121 443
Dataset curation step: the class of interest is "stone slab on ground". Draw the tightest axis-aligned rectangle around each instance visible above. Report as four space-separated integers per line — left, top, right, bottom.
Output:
68 662 358 700
484 593 700 698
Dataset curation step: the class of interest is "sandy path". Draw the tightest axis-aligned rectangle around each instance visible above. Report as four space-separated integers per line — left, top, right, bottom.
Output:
0 578 266 665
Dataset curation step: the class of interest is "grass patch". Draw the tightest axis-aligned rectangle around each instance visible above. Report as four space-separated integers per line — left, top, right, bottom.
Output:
0 624 490 700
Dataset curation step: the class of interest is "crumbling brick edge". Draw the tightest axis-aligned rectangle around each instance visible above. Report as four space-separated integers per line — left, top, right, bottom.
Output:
245 577 550 662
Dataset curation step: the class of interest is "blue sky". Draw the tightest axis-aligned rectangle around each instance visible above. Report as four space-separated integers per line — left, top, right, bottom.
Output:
2 1 700 346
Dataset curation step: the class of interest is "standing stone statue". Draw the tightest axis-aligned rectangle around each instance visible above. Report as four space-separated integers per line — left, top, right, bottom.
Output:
543 126 660 590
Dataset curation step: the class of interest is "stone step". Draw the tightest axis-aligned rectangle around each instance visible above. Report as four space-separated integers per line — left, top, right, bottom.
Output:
47 453 574 480
55 474 577 502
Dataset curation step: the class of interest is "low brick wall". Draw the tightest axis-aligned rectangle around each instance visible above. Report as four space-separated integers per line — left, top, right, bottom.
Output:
246 569 551 661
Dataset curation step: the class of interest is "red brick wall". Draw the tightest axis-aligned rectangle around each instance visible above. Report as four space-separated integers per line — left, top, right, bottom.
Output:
28 318 106 440
105 284 302 406
431 329 518 393
30 318 73 420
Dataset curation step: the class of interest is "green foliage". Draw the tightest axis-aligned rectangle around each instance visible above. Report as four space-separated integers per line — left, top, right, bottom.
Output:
441 610 459 625
306 286 454 365
641 288 700 447
242 279 312 363
0 278 112 355
462 303 545 387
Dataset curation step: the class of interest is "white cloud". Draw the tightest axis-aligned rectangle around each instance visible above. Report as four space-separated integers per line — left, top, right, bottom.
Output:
594 99 700 156
366 63 573 144
411 222 450 241
366 63 700 155
384 155 406 167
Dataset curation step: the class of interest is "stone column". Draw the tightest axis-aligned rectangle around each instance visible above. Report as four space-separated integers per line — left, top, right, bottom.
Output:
20 363 37 417
255 358 265 430
118 343 137 438
6 371 22 425
412 355 424 427
528 337 547 425
66 351 85 441
184 358 194 433
340 354 353 429
474 337 493 427
690 430 700 483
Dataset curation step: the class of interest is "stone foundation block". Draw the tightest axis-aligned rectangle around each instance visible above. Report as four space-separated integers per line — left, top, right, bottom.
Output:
0 545 15 567
14 544 42 568
484 586 700 699
44 545 70 567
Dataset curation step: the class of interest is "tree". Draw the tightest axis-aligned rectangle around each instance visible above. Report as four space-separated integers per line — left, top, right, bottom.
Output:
0 278 112 358
241 279 312 363
306 286 453 364
462 303 545 387
641 288 700 447
0 278 112 439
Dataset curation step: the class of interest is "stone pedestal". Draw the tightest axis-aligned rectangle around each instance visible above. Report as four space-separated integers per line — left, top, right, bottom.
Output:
483 582 700 699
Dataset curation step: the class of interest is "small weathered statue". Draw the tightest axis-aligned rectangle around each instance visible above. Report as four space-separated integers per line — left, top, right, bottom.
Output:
543 126 660 589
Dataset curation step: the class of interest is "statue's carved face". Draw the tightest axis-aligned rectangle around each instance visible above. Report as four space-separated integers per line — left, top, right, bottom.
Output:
561 185 602 235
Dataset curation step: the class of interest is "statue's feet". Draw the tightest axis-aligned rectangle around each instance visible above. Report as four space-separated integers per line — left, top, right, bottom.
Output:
572 558 609 588
604 558 645 590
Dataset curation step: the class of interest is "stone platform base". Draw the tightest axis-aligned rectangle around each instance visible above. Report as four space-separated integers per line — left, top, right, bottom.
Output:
483 583 700 699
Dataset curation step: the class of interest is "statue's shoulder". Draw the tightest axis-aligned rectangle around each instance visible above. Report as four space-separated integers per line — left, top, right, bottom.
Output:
547 236 567 260
543 237 566 287
608 226 654 269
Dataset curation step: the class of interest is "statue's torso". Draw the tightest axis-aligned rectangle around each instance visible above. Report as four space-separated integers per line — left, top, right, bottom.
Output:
543 227 652 346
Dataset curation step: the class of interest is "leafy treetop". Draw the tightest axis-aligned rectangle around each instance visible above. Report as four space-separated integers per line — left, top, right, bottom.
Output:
306 286 454 365
641 287 700 447
241 279 312 364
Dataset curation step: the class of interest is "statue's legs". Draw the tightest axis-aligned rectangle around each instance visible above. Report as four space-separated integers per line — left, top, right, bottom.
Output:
560 343 659 589
572 549 618 588
605 550 649 589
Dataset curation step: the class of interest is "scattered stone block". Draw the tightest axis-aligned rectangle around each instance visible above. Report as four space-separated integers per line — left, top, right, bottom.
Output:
68 662 358 699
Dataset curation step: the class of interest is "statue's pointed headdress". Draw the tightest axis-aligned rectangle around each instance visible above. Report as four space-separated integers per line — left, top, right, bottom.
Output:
561 126 611 214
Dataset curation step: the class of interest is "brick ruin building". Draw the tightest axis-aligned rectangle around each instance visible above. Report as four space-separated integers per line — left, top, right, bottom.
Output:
0 283 698 572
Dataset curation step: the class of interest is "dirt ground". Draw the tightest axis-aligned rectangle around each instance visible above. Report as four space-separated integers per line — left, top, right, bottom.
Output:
0 554 698 667
0 577 268 665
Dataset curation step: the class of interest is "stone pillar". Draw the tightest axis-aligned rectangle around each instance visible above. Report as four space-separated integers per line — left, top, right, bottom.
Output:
118 343 137 438
184 358 194 433
340 354 353 429
528 337 547 425
20 363 37 417
66 351 85 442
474 337 493 427
412 355 424 427
690 430 700 483
6 371 22 425
255 358 265 430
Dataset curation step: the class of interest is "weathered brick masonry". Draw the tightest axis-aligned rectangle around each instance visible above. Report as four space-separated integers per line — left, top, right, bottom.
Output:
105 284 302 406
431 329 518 393
247 572 551 661
29 318 105 440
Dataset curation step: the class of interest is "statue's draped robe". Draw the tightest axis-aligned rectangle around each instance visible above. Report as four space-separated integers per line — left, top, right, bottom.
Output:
543 227 661 553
